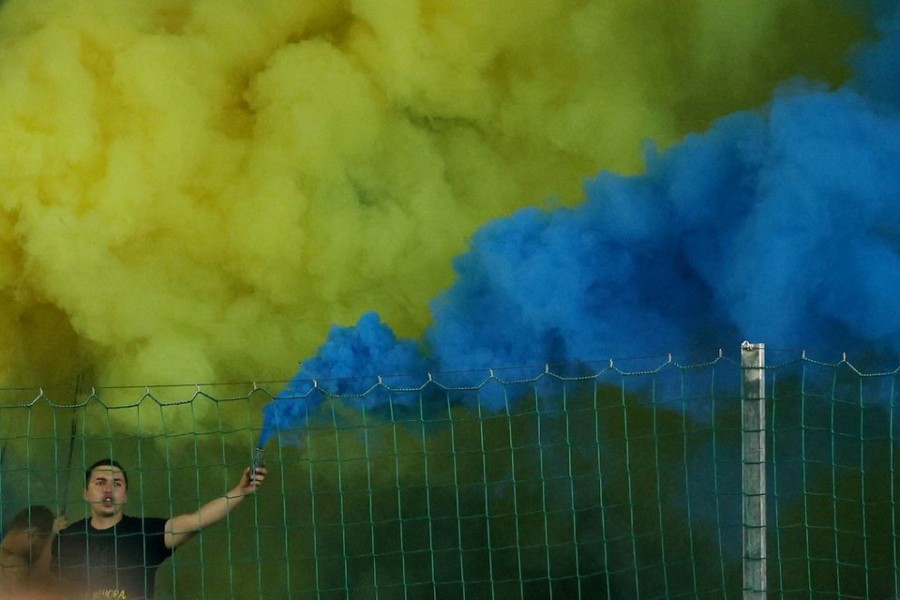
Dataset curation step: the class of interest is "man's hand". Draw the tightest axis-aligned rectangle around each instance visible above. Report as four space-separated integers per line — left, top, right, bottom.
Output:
235 465 267 495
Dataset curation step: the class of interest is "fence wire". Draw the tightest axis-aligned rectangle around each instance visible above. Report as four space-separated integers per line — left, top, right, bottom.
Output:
0 350 896 599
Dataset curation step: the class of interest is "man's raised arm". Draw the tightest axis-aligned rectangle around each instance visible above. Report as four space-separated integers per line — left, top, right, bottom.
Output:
164 466 266 550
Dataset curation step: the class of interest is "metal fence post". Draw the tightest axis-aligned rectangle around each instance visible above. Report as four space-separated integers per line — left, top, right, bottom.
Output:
741 341 766 599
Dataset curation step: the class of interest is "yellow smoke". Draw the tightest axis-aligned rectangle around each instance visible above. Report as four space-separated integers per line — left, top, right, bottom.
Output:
0 0 863 391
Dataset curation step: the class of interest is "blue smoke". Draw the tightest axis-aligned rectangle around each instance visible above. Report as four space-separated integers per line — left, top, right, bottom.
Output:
853 0 900 110
259 312 430 445
260 3 900 444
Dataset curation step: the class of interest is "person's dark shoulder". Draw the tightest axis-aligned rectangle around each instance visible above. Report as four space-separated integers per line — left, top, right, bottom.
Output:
116 515 142 532
119 515 168 535
54 518 90 557
58 518 90 537
67 518 89 528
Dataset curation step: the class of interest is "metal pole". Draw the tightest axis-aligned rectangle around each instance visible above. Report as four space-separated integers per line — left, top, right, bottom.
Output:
60 374 82 516
741 341 766 599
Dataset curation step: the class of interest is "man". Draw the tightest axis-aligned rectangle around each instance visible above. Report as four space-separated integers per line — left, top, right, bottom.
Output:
0 505 67 598
54 458 266 600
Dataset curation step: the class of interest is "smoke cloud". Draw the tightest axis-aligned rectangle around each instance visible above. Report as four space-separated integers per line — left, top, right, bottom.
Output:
1 2 895 596
0 0 865 396
263 0 900 438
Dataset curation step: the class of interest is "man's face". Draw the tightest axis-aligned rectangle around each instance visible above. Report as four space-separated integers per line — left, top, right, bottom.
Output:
83 465 128 518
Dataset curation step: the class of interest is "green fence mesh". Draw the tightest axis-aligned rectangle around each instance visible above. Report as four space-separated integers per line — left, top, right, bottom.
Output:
0 349 897 599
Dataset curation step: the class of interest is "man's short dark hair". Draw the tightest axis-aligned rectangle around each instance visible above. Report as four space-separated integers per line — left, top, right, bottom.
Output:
85 458 129 489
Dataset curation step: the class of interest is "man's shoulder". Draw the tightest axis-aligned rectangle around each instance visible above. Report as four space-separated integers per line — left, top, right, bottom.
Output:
55 519 90 557
118 514 168 532
59 518 90 536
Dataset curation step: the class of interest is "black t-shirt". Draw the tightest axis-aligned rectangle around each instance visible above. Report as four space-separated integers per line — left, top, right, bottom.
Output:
54 515 173 599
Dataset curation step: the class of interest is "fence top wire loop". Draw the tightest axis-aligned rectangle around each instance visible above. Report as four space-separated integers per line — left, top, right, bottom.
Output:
4 349 900 406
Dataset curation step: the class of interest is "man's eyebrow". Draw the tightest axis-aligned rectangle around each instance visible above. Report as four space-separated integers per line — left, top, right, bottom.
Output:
91 474 124 482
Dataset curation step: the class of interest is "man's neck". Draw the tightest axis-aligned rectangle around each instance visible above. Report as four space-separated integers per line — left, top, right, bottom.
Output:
90 513 124 530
